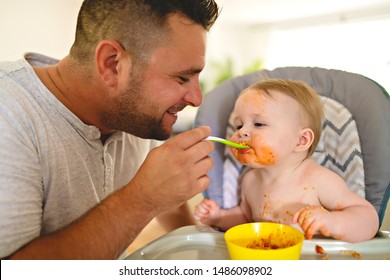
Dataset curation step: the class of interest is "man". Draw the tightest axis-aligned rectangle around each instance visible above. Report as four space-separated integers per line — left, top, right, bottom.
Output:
0 0 219 259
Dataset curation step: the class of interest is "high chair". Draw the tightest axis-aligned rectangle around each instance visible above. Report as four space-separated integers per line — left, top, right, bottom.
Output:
195 66 390 227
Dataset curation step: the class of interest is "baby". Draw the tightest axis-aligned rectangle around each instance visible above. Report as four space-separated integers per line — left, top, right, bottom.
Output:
195 79 379 243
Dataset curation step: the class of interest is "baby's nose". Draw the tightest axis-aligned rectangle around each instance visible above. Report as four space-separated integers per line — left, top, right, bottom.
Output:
238 129 250 138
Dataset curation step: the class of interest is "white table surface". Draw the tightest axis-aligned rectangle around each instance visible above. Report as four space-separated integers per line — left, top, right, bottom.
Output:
125 225 390 260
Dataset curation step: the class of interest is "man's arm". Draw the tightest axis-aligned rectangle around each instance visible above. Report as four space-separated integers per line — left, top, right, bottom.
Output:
7 126 213 259
8 181 157 259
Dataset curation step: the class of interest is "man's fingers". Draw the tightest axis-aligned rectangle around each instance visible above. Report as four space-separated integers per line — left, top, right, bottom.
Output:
171 126 211 150
195 174 211 193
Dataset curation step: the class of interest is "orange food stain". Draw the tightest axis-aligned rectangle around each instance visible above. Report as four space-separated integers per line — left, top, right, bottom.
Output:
315 245 325 254
255 146 277 165
286 210 294 217
340 250 362 259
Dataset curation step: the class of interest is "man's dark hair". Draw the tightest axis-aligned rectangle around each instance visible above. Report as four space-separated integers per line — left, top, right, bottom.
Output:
70 0 219 63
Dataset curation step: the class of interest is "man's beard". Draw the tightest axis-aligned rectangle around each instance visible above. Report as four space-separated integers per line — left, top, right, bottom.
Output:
100 75 171 140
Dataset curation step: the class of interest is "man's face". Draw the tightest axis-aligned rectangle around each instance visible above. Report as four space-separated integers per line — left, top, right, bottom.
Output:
101 14 207 140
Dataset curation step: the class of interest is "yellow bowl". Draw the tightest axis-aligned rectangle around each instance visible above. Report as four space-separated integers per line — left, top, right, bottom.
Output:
224 222 304 260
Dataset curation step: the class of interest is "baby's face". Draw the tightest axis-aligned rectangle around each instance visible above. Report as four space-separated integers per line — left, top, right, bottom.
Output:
230 89 304 167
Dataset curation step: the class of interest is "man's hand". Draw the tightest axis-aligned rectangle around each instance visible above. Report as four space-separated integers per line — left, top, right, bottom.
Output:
131 126 214 213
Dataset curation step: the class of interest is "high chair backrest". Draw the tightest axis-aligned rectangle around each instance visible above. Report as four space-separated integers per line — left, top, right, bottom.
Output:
195 67 390 226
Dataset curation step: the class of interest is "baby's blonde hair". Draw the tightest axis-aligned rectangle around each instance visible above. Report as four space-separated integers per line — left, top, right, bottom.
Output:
247 79 324 157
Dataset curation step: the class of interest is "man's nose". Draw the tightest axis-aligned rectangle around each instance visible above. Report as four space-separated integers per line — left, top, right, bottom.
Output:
183 78 203 107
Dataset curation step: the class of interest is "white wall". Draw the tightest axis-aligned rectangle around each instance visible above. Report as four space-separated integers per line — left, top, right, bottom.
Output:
204 13 390 93
263 19 390 92
1 0 389 93
0 0 82 61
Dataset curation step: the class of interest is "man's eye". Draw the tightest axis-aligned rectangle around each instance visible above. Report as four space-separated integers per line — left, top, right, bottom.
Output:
178 76 189 84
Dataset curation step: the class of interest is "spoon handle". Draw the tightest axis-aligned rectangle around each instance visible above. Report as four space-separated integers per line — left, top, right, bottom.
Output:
205 136 249 149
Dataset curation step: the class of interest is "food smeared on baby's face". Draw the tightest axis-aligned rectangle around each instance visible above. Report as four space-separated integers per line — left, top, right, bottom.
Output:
231 135 278 166
255 145 277 165
229 89 279 167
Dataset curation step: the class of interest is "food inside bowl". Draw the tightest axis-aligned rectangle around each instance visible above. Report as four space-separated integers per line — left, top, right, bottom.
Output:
246 232 297 250
225 222 304 260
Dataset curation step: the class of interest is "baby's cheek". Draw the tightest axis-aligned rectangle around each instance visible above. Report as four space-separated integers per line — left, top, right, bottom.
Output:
230 147 239 159
250 135 278 165
256 146 278 165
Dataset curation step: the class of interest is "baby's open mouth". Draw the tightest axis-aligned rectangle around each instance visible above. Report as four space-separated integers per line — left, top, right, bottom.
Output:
236 141 252 153
238 141 250 147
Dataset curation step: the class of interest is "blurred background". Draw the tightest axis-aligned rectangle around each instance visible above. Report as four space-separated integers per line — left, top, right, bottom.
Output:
2 0 389 130
203 0 390 94
0 0 390 92
0 0 389 235
1 0 389 93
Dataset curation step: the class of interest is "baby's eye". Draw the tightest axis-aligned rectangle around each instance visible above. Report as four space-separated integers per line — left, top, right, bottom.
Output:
235 125 243 130
254 122 264 127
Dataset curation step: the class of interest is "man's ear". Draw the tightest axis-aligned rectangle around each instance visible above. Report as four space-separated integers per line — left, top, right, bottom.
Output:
295 128 314 153
95 40 130 88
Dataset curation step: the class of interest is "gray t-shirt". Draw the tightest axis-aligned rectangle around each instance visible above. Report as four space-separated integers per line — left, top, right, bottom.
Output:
0 54 162 258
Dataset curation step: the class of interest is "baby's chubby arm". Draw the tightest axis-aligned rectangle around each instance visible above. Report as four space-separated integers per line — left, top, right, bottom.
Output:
194 198 249 231
292 169 379 243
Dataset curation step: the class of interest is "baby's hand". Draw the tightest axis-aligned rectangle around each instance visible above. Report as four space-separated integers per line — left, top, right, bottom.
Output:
193 198 221 226
292 206 333 239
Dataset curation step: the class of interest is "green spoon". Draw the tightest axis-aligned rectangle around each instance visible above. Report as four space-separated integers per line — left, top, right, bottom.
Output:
205 136 249 149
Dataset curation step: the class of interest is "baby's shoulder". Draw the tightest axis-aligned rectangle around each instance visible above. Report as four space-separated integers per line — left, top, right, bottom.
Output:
303 159 346 185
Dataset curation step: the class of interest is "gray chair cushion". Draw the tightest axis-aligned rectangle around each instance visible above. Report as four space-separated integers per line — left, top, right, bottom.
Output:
195 66 390 226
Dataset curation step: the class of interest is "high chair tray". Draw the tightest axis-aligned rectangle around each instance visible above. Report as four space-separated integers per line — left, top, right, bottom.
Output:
125 225 390 260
